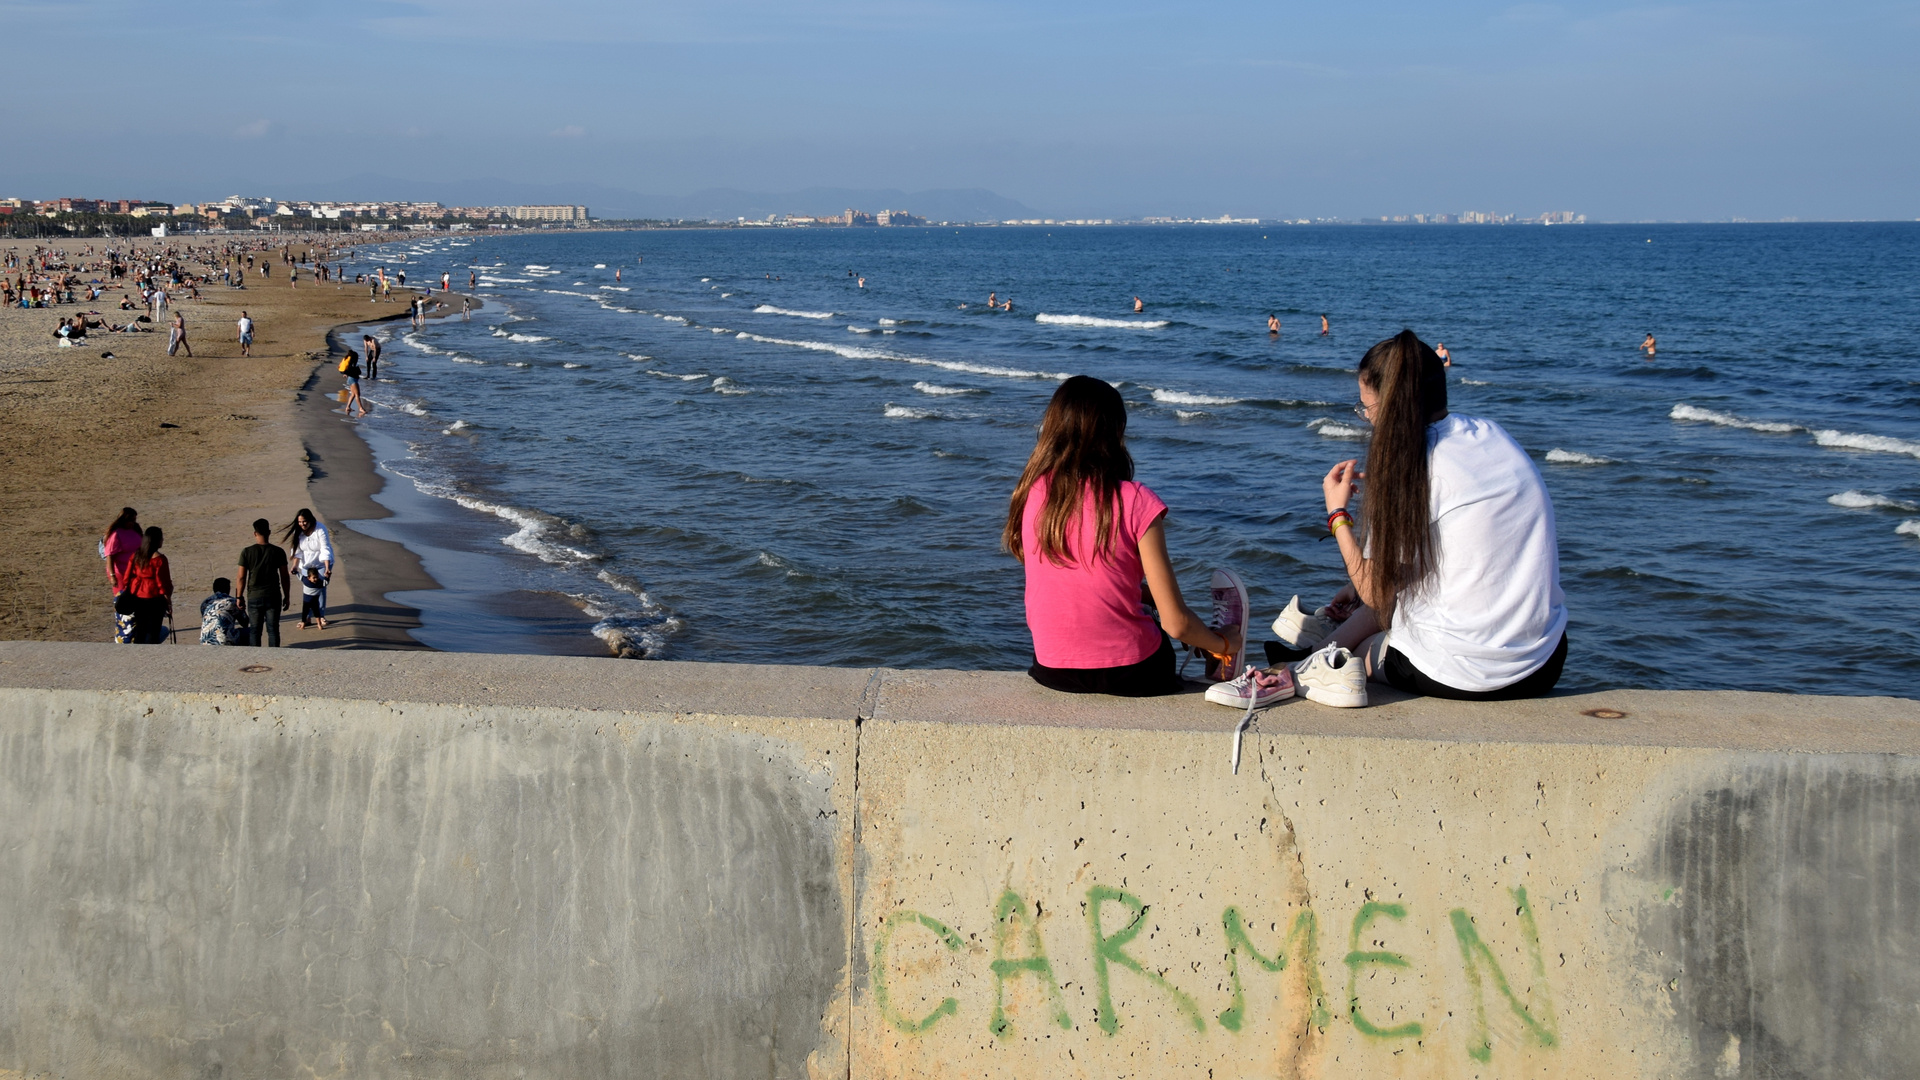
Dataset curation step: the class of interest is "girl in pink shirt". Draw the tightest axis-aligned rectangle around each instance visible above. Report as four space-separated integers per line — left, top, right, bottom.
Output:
1003 376 1241 696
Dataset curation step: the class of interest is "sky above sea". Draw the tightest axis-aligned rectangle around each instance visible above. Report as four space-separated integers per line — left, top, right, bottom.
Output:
4 0 1915 221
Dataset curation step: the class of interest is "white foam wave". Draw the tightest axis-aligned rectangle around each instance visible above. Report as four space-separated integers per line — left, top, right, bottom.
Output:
1829 491 1920 512
491 330 551 343
734 331 1069 381
1311 419 1370 439
712 377 750 396
878 318 901 325
885 404 937 419
1899 520 1920 539
1150 388 1241 406
1036 313 1170 330
505 362 530 368
1459 378 1491 386
562 362 587 369
755 305 834 319
1545 449 1614 465
1673 403 1920 458
524 265 550 270
450 356 485 365
849 326 875 334
913 382 982 396
645 369 707 381
1810 429 1920 459
593 264 606 269
478 276 530 284
600 285 630 291
1669 403 1798 433
1174 410 1206 420
401 332 446 355
443 419 474 434
658 315 688 324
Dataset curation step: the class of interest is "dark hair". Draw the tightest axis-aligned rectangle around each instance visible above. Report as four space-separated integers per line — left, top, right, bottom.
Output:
1356 330 1449 613
133 525 164 568
280 509 316 548
213 577 232 593
252 517 272 537
1003 376 1133 565
105 506 138 538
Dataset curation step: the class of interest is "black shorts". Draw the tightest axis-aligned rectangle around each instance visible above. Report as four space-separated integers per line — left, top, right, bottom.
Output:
1382 632 1569 701
1028 633 1185 697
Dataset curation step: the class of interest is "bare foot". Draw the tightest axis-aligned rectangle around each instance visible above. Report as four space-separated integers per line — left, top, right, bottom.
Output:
317 618 327 630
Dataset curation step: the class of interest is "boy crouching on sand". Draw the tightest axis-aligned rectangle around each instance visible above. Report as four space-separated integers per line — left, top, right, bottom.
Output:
198 578 248 646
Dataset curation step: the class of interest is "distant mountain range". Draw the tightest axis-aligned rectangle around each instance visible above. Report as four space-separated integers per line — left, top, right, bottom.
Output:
296 175 1043 223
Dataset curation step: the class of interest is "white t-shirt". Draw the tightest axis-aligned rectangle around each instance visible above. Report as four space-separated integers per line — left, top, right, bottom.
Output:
1388 414 1567 692
294 523 335 573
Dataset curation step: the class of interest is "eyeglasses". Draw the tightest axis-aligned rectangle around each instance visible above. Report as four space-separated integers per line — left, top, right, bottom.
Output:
1352 401 1376 424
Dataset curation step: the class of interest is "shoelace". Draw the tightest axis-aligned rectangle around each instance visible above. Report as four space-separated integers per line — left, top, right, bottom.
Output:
1229 668 1280 775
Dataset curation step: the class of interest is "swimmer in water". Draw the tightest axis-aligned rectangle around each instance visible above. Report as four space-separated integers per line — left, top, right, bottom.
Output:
1003 298 1014 313
1267 314 1280 335
988 291 997 309
615 267 621 282
1133 296 1144 312
858 277 866 288
1641 333 1656 359
1320 314 1330 336
1435 342 1451 367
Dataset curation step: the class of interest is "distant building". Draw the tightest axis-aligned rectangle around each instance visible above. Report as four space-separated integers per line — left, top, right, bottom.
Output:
876 209 926 226
842 209 877 226
510 205 590 222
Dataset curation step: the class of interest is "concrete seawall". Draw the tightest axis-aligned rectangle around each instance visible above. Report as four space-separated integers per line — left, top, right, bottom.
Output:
1 642 1916 1079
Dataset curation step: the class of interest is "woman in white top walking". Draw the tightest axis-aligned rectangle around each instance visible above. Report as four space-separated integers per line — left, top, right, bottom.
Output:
1281 330 1567 706
282 508 335 629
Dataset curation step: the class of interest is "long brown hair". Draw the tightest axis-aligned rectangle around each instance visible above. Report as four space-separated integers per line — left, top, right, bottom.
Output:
1003 376 1133 566
132 526 164 569
1357 330 1448 611
104 506 138 539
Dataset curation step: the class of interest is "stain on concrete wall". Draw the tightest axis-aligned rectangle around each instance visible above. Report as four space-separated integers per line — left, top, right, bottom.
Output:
0 691 847 1080
1621 755 1920 1079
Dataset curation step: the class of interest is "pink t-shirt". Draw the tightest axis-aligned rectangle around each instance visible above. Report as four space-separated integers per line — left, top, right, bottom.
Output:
104 526 142 586
1022 476 1168 669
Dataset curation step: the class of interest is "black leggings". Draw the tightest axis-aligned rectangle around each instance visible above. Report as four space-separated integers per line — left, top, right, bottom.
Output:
1029 633 1186 697
1382 632 1569 701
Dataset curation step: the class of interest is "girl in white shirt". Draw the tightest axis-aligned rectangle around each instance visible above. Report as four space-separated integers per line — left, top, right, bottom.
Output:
1314 330 1568 700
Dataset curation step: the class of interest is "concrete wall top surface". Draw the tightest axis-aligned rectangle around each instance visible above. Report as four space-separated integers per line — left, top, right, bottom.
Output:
2 640 1914 754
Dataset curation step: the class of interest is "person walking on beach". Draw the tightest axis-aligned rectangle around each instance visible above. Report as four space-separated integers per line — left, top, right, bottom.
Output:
236 518 290 647
361 334 381 380
167 311 192 357
115 526 174 644
237 311 254 357
1640 333 1656 359
283 508 334 630
340 350 368 417
102 507 143 643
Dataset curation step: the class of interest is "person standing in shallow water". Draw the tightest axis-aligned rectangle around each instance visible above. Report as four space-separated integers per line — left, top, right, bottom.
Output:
1641 333 1657 359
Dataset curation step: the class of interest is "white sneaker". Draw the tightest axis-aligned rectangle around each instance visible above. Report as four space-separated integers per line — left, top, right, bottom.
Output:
1205 665 1297 709
1207 568 1250 681
1272 594 1337 651
1292 643 1368 707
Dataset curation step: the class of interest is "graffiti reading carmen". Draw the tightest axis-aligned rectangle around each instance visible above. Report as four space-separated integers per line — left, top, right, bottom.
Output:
871 885 1558 1062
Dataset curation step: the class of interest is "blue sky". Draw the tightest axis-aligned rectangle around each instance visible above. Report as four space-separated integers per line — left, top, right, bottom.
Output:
4 0 1915 219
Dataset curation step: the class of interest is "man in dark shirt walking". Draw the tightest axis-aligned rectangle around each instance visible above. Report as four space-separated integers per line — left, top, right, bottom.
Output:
235 518 291 647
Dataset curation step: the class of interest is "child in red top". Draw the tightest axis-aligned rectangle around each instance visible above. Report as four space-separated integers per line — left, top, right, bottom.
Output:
1003 376 1242 696
116 526 174 644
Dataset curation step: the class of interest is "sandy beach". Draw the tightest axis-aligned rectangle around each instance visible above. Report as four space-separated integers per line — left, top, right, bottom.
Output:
0 232 456 648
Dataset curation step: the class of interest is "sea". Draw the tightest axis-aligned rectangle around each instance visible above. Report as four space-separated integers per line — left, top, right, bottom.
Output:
330 222 1920 696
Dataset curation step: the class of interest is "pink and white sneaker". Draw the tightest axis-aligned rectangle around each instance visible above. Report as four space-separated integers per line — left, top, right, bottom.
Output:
1204 567 1250 681
1205 665 1297 709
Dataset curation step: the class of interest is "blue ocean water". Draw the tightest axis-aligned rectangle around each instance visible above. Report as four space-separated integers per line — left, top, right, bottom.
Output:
334 223 1920 695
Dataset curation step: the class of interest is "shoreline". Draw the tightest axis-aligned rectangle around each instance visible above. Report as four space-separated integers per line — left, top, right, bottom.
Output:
303 293 609 658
